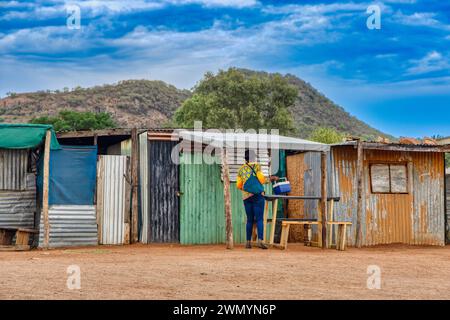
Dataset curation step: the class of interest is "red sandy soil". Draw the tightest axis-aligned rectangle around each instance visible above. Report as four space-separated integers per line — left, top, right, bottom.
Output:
0 244 449 300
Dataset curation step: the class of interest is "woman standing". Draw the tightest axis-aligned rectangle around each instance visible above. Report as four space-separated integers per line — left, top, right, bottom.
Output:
236 150 279 249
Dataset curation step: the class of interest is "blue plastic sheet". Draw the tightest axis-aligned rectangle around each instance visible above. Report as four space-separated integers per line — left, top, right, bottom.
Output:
38 145 97 205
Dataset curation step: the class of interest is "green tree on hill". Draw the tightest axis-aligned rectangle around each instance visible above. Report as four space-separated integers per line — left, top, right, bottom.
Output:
308 127 345 144
174 68 298 135
30 110 116 131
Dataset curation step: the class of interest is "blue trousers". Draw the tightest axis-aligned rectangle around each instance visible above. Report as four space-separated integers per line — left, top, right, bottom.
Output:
244 193 265 241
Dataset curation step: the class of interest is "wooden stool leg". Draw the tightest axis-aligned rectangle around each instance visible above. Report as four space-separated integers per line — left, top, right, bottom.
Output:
334 224 338 249
252 224 257 242
15 231 30 246
280 224 290 250
336 225 341 250
303 224 308 245
307 225 312 246
303 224 312 246
340 225 347 251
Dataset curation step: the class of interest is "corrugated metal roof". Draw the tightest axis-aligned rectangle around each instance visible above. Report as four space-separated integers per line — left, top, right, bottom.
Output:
0 149 28 190
38 205 98 248
333 140 450 152
178 130 329 152
0 173 36 229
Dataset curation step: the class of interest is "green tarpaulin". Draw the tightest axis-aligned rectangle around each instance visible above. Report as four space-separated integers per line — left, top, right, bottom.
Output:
0 124 61 150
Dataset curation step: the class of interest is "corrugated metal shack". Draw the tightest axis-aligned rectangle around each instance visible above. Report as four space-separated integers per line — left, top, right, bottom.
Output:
177 130 330 245
37 145 98 248
0 124 61 249
56 128 144 245
330 141 450 246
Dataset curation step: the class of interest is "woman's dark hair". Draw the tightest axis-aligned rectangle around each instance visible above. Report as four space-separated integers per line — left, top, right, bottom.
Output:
244 149 257 163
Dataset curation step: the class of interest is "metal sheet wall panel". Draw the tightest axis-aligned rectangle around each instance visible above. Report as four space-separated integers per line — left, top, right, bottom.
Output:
410 152 445 245
180 153 273 244
180 153 224 244
38 205 97 248
148 140 179 243
0 173 36 228
0 149 28 190
139 132 149 243
98 155 127 245
331 146 359 246
446 174 450 243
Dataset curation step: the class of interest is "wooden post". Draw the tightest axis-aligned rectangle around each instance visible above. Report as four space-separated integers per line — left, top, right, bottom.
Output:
355 139 364 248
221 148 233 249
96 157 104 244
269 199 278 245
320 151 328 249
263 200 268 243
131 128 139 243
327 199 334 247
42 129 51 249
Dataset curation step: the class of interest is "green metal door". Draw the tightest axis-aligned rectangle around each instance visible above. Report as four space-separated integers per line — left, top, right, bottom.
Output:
180 153 273 244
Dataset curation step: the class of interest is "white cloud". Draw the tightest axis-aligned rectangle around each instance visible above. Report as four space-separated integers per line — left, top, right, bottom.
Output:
375 53 398 59
0 1 34 8
406 51 450 75
0 0 258 21
0 25 98 54
391 11 450 30
167 0 259 8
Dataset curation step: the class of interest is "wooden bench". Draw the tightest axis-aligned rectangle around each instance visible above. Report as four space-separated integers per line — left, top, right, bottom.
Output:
0 227 38 251
277 220 319 250
276 221 352 250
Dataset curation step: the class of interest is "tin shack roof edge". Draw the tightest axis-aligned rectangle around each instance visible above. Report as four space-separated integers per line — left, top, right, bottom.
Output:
56 128 330 152
332 140 450 153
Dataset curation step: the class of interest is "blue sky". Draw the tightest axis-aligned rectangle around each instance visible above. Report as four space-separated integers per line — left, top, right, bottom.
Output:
0 0 449 137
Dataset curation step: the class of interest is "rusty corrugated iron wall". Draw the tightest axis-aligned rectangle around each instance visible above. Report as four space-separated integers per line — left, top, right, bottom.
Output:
332 146 445 246
446 174 450 243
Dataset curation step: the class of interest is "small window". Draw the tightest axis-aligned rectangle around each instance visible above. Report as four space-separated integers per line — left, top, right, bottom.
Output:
370 163 408 194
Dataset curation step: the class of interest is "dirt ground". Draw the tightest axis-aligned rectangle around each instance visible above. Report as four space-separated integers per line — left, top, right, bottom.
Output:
0 243 449 300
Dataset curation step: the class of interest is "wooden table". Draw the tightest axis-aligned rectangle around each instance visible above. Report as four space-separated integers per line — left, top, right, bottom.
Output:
262 195 340 245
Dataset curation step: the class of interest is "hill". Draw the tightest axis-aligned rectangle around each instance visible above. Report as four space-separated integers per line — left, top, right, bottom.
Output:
0 80 191 128
238 69 387 139
0 72 389 139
